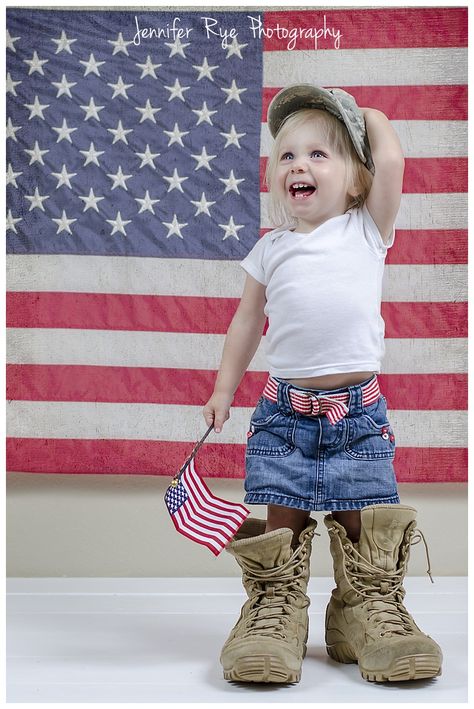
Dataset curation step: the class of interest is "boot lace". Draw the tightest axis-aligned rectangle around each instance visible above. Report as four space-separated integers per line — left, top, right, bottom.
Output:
237 533 314 641
330 523 433 638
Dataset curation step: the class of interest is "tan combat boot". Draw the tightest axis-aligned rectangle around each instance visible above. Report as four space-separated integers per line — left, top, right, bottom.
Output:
220 516 317 683
324 504 443 682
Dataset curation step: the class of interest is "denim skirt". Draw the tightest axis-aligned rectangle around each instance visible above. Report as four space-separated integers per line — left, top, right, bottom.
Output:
244 375 400 512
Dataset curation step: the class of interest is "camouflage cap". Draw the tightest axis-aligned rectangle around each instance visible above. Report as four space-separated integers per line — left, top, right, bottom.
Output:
268 84 375 175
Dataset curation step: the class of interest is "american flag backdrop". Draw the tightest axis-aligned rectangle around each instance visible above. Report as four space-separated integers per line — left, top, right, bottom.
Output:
6 7 467 483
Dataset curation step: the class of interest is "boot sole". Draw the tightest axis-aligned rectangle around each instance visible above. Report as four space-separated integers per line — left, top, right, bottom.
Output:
360 655 442 683
223 655 301 683
326 643 441 682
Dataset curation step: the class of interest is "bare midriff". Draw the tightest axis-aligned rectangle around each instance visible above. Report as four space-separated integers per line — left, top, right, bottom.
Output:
284 371 376 391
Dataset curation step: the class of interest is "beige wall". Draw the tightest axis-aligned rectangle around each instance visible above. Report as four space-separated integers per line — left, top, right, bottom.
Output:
6 473 467 577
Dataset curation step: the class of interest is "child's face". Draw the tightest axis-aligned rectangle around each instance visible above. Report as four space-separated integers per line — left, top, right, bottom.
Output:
274 119 350 232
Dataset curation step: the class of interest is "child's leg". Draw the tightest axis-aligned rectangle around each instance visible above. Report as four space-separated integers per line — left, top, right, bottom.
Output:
265 504 310 546
332 510 361 542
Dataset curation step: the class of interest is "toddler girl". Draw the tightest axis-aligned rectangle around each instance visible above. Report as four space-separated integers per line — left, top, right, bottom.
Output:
203 84 442 685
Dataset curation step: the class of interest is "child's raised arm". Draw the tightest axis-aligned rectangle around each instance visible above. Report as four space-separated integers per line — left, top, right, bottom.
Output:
362 108 405 243
203 274 267 433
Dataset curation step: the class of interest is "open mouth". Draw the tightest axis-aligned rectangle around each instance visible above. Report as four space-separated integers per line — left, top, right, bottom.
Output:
289 182 317 200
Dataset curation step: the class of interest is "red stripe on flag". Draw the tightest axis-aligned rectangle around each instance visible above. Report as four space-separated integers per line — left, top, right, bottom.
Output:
382 303 467 338
6 294 466 336
6 438 467 482
262 8 467 50
386 231 467 265
394 447 468 483
260 157 467 193
6 292 240 333
6 366 467 410
262 86 468 121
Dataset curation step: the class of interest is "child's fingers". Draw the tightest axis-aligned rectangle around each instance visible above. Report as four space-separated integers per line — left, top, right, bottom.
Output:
202 406 215 428
213 408 229 434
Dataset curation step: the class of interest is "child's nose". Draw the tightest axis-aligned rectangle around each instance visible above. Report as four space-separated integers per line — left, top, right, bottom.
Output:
290 157 307 172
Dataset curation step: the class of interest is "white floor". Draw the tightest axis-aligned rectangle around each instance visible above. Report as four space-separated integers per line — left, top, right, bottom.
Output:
6 576 468 703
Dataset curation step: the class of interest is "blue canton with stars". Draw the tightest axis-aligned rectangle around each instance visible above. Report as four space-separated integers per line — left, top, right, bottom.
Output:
165 478 188 514
6 9 263 259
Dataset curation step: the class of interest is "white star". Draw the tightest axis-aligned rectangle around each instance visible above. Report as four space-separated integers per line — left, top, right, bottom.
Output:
6 209 22 233
106 211 132 236
24 95 50 120
163 168 188 193
107 120 133 145
24 141 49 166
107 166 133 191
135 190 160 214
78 188 105 213
135 98 161 124
80 97 105 121
190 192 216 217
220 124 246 148
221 79 247 104
51 30 77 54
52 210 77 235
51 164 77 189
80 141 105 167
107 75 134 99
51 74 77 99
23 50 48 75
164 78 190 102
219 169 245 194
6 29 20 52
79 53 105 77
163 214 188 239
192 101 218 126
135 144 160 169
25 186 50 212
6 163 22 188
225 37 248 59
52 118 77 144
6 72 22 96
165 36 190 58
192 56 218 81
136 55 162 79
163 123 189 148
108 32 133 56
219 216 244 241
191 146 217 171
6 117 21 142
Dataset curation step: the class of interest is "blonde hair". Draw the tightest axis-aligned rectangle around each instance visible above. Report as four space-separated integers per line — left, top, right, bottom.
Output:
265 108 373 228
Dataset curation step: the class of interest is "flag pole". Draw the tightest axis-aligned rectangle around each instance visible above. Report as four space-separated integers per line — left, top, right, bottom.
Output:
169 424 214 488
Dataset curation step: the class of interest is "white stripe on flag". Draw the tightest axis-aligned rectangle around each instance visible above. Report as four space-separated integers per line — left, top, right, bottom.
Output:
263 48 467 85
6 401 468 447
261 121 468 158
6 255 467 301
6 329 467 372
261 193 468 230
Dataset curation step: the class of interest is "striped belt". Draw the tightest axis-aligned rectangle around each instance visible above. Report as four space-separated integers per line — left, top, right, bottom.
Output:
263 375 381 425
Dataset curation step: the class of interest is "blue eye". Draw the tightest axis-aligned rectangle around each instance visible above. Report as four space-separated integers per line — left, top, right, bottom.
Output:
281 152 293 160
311 150 325 158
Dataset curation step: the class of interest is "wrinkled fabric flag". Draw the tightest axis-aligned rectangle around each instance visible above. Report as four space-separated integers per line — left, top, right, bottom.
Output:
6 7 467 482
165 458 249 555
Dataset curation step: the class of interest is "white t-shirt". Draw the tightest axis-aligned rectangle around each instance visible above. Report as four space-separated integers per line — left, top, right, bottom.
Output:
240 205 395 378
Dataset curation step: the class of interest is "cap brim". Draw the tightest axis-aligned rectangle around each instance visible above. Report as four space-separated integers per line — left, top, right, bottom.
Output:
268 84 339 138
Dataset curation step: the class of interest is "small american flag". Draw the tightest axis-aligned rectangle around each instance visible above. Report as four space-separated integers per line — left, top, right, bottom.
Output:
164 456 249 556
